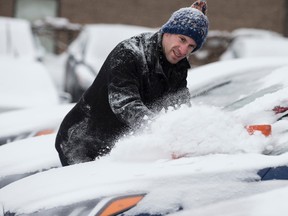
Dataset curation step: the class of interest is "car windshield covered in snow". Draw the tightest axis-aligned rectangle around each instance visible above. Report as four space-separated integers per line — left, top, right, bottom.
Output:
187 57 288 110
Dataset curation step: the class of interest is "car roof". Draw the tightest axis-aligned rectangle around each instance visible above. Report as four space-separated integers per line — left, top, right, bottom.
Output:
0 17 40 60
0 57 60 112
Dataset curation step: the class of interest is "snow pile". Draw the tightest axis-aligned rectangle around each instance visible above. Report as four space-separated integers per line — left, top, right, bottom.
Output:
109 104 270 162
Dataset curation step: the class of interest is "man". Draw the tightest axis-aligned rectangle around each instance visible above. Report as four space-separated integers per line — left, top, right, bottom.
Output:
55 1 209 166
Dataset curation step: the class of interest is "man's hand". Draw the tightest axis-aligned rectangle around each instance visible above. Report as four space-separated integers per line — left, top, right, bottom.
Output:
191 0 207 15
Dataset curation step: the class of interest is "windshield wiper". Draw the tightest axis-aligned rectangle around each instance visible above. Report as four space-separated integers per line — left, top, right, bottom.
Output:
223 84 282 112
190 80 231 98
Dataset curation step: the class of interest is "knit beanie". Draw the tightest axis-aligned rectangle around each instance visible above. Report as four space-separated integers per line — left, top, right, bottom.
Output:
161 7 209 52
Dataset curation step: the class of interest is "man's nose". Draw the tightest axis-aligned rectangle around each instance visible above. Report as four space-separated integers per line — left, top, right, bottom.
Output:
179 45 191 56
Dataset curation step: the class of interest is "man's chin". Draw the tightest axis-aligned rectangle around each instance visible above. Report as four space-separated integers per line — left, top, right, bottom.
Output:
171 57 182 64
166 55 177 64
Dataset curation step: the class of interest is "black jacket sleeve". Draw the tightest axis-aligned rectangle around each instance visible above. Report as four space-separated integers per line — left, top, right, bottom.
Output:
107 49 155 129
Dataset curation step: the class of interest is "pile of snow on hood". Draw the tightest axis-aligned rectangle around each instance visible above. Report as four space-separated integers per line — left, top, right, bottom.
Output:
109 104 271 162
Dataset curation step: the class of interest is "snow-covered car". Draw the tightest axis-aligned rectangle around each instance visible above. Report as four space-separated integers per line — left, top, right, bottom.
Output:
1 57 288 215
0 103 74 188
220 28 288 60
0 103 74 145
0 17 69 113
0 16 43 61
3 153 288 216
64 24 157 102
0 134 60 189
0 56 62 113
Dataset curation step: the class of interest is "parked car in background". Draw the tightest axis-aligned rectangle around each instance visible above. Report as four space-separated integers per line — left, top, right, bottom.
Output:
0 17 71 113
64 24 157 102
0 56 63 113
0 16 44 61
0 103 74 188
0 103 74 145
220 28 288 60
1 57 288 215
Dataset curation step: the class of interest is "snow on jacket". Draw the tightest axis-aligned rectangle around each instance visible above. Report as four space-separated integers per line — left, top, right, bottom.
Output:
55 31 191 165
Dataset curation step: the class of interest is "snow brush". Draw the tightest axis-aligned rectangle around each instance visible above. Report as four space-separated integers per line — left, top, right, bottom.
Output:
245 124 272 137
242 106 288 137
246 106 288 137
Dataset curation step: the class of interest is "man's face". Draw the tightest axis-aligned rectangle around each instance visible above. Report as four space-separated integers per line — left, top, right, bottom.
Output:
162 33 197 64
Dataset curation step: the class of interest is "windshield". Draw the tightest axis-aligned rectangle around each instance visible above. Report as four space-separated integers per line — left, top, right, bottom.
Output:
223 84 282 111
190 67 282 109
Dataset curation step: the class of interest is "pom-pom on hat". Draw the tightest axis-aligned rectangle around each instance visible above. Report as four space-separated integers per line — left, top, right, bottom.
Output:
161 7 209 52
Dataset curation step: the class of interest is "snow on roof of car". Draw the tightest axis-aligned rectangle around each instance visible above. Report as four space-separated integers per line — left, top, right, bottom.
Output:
0 56 60 111
0 16 39 60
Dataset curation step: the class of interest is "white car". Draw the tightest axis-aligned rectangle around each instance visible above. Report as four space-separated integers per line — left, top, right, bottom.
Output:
0 16 43 60
220 28 288 60
0 57 61 113
0 103 74 188
64 24 157 101
1 57 288 215
0 133 60 189
0 103 74 145
0 17 66 113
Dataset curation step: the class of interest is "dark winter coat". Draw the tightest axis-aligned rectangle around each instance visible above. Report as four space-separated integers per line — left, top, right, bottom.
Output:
55 31 191 166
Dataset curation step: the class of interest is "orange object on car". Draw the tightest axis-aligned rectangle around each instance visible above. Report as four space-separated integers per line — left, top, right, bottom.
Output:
246 124 272 137
35 129 54 137
97 194 145 216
